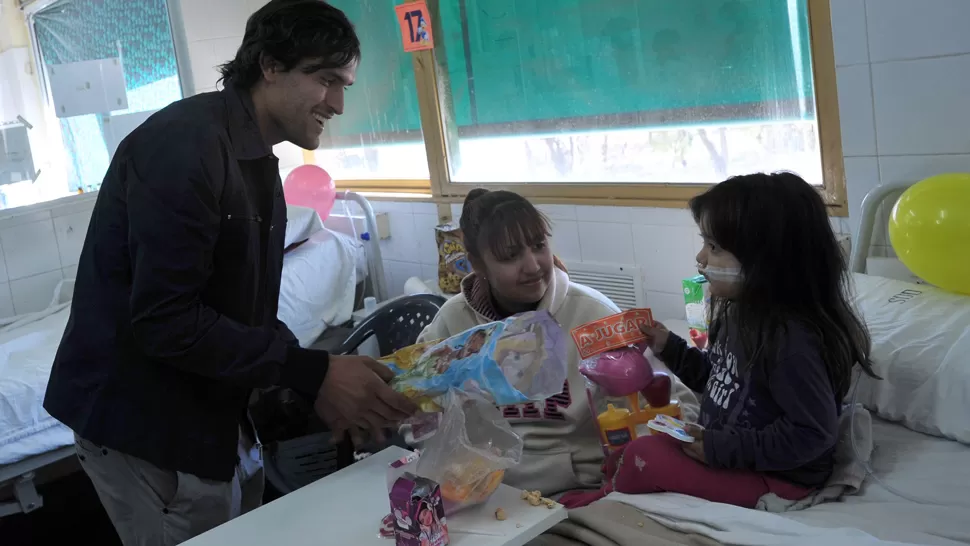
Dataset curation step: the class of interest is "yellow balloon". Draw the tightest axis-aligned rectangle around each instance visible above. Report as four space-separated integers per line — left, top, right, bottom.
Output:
888 173 970 295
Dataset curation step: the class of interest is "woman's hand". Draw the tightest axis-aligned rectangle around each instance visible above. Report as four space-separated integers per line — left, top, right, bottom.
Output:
639 320 671 354
681 423 707 464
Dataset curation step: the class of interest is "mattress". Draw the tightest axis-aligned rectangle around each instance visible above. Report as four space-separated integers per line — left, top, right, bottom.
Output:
0 304 73 466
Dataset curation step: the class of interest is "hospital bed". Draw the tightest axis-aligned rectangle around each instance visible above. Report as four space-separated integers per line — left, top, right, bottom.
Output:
532 182 970 546
0 191 388 518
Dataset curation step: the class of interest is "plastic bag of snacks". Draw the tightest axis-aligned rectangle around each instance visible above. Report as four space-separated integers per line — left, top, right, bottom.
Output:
415 390 522 515
571 309 683 457
436 223 471 294
382 310 568 414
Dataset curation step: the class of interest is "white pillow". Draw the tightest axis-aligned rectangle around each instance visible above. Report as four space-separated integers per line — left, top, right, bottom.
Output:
851 273 970 444
278 229 360 347
285 205 324 247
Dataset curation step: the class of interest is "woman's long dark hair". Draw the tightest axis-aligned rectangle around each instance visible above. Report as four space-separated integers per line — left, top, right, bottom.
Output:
689 172 878 400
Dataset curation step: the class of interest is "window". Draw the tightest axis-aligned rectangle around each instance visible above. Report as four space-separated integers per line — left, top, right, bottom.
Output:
0 0 184 210
320 0 845 212
307 0 431 194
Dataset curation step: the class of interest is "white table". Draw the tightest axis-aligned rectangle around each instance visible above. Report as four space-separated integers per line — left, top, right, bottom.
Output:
183 447 566 546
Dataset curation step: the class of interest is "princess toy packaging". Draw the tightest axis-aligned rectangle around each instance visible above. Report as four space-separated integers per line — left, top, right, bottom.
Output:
385 452 450 546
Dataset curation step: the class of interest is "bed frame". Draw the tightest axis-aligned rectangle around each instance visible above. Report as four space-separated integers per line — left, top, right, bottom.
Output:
335 191 388 302
0 192 388 518
848 182 912 276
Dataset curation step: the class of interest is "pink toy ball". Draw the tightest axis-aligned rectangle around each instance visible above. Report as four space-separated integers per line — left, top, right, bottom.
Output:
284 164 337 221
579 346 654 397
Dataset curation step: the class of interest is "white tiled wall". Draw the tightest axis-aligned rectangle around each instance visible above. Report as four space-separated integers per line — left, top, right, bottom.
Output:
6 0 969 319
0 193 97 318
832 0 970 253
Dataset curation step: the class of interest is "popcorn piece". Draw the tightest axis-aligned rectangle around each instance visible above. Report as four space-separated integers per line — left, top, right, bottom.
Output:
494 508 507 521
521 490 543 506
540 497 556 509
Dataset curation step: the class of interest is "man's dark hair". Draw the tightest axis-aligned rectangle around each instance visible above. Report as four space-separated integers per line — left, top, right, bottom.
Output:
218 0 361 89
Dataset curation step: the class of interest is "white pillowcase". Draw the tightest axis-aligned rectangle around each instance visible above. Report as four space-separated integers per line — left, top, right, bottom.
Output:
850 273 970 444
278 229 360 347
285 204 325 247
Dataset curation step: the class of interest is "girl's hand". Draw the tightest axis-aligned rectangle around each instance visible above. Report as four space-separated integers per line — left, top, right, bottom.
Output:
682 423 707 464
639 320 671 354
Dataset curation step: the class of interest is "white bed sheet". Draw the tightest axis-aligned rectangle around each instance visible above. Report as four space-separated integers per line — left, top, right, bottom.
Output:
783 417 970 545
0 304 73 466
610 417 970 546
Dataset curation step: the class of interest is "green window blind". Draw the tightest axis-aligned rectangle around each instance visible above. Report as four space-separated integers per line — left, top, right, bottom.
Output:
324 0 814 146
322 0 425 148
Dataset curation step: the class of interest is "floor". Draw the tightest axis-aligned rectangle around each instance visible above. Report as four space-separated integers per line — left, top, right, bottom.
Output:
1 470 121 545
1 467 290 545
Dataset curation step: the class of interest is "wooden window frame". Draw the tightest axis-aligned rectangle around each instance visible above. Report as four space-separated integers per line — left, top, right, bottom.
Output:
311 0 847 216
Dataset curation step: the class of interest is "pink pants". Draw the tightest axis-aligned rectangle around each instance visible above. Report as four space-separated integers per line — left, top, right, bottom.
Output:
560 434 811 509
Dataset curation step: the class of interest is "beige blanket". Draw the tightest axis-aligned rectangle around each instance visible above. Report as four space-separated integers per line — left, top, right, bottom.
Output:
528 500 716 546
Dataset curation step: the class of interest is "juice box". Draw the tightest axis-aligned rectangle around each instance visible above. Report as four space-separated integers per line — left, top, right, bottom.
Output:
683 275 710 349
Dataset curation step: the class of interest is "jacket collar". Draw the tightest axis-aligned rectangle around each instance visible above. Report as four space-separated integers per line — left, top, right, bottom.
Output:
460 266 570 322
222 83 274 161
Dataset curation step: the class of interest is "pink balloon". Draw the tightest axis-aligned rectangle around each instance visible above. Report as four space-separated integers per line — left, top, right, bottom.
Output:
284 165 337 221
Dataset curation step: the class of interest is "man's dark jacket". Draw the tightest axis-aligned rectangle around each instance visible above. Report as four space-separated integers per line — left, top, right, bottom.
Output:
45 85 327 481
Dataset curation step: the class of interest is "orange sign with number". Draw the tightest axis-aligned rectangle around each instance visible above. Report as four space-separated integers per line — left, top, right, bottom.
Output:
395 1 434 52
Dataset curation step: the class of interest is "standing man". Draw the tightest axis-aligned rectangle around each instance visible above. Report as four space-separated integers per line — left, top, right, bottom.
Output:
44 1 416 544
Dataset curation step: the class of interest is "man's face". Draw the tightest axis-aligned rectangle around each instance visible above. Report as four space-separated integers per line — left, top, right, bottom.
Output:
263 58 358 150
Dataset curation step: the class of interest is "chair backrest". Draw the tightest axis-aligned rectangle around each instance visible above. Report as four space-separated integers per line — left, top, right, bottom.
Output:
337 293 448 356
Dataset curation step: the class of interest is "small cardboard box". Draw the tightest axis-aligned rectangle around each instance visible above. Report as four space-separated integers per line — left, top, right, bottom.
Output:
387 453 450 546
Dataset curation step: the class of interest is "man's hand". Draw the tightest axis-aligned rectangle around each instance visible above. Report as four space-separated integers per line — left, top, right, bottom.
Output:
682 423 707 464
639 320 671 355
313 355 418 446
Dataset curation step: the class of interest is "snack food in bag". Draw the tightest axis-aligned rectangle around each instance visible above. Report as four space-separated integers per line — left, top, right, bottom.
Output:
436 223 471 294
415 390 522 515
382 310 568 413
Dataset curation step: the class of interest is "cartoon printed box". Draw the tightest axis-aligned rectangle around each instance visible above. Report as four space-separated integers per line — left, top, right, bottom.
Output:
386 452 450 546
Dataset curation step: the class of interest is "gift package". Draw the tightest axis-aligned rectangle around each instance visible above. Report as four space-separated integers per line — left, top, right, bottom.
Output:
384 452 450 546
571 309 683 456
382 310 569 414
683 275 711 349
379 310 568 515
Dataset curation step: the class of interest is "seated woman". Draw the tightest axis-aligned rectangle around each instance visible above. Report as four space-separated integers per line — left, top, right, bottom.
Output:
417 188 699 497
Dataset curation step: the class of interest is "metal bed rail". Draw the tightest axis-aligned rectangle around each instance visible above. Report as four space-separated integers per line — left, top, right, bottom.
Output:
334 191 388 303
